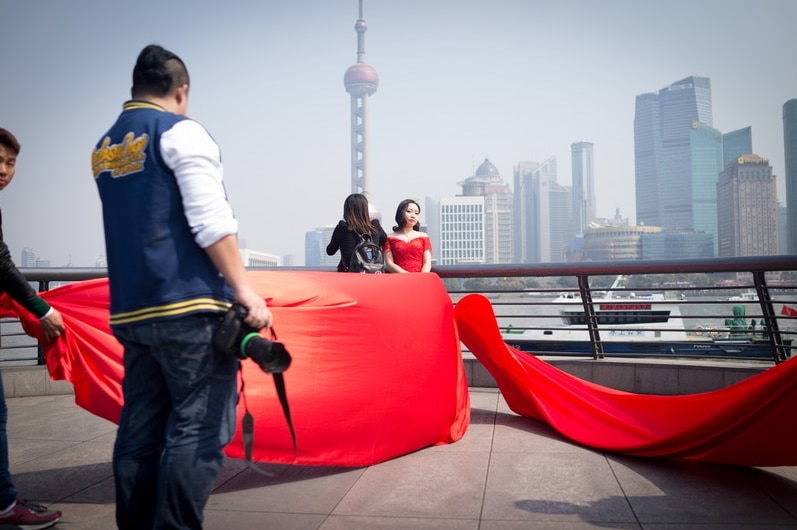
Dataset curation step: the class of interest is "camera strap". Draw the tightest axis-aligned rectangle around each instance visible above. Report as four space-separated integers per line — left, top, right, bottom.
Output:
238 327 297 470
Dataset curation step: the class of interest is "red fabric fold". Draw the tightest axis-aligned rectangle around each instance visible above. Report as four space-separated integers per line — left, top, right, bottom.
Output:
1 271 470 467
453 293 797 467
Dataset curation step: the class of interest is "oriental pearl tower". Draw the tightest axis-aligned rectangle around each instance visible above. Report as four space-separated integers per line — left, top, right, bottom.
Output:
343 0 379 196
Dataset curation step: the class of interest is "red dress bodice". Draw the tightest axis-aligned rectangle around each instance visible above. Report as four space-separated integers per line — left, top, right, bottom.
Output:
384 236 432 272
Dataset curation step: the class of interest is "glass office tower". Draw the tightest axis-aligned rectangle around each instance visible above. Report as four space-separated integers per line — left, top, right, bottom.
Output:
690 122 723 253
722 126 753 168
571 141 595 236
634 76 714 232
784 99 797 253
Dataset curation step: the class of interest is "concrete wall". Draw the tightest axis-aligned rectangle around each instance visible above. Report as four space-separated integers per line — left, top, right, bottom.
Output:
2 366 74 397
463 355 769 395
1 356 772 399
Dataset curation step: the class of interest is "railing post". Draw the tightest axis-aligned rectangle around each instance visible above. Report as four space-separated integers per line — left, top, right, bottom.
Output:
577 275 604 360
753 271 788 363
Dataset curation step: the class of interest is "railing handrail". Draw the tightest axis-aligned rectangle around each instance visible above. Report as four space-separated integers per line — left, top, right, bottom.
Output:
19 255 797 289
9 254 797 366
432 255 797 279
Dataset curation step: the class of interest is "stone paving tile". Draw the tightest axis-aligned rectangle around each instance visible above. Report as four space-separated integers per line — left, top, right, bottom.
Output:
334 450 490 520
2 390 797 529
482 451 636 524
609 456 797 526
209 463 365 514
320 515 479 529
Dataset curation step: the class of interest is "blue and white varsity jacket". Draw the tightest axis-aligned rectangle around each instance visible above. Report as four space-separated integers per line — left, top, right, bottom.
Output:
92 100 237 327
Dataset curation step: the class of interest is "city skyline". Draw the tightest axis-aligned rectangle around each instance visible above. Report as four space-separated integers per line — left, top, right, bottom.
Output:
2 0 795 266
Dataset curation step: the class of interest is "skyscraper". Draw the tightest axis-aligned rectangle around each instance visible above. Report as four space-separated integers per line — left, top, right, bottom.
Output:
305 227 339 268
343 0 378 195
570 141 595 236
431 196 486 265
634 76 714 231
689 121 723 252
722 126 753 168
512 157 569 263
716 155 778 257
459 159 513 264
784 99 797 253
20 247 38 268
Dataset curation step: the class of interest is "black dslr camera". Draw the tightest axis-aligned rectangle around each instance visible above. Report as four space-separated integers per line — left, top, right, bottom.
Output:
213 303 291 374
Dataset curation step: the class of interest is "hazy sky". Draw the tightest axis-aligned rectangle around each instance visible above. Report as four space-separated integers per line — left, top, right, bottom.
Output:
2 0 795 266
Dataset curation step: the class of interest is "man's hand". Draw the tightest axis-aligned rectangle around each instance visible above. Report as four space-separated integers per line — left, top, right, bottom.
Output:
40 309 65 341
235 287 272 330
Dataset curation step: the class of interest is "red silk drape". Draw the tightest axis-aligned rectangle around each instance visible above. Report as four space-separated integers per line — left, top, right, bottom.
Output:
0 272 470 466
5 278 797 466
454 293 797 467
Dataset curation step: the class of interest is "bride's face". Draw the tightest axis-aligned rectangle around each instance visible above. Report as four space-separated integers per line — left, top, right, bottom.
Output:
403 203 420 227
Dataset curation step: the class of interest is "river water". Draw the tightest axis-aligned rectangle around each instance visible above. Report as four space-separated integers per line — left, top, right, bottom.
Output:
461 293 797 338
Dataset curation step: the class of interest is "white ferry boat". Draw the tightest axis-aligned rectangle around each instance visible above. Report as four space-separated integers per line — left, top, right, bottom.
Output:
501 277 788 358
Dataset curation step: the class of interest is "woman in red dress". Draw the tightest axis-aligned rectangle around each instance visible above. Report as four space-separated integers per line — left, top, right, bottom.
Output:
384 199 432 273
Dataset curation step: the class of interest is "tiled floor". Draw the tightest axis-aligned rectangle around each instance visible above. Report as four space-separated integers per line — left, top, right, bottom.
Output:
6 388 797 529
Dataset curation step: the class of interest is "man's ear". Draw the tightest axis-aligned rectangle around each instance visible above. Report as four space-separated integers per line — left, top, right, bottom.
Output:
175 84 189 105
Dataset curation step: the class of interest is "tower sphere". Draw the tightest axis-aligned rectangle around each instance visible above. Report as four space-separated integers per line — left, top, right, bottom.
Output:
344 63 379 96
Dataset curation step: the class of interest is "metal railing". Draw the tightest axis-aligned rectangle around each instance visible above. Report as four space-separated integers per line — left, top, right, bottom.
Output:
434 255 797 364
5 255 797 366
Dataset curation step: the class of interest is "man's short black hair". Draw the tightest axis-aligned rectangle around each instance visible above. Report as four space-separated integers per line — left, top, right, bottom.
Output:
131 44 190 99
0 128 20 155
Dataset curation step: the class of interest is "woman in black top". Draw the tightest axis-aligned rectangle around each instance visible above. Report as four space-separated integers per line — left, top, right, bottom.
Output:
326 193 387 272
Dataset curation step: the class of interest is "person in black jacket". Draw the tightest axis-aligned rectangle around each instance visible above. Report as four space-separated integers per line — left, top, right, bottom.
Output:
0 128 63 528
326 193 387 272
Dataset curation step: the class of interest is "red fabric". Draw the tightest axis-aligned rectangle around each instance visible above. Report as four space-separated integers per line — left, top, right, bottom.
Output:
384 236 431 272
0 271 470 466
453 293 797 467
783 304 797 317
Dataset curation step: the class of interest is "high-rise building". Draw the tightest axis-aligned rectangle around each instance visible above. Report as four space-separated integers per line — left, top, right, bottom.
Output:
512 161 539 263
305 227 339 268
582 225 662 261
343 0 378 195
784 99 797 253
689 121 723 252
430 195 486 265
459 159 513 264
722 126 753 168
634 76 714 231
570 141 595 236
512 157 569 263
239 248 281 267
778 203 788 254
20 247 38 267
641 231 714 260
716 155 778 257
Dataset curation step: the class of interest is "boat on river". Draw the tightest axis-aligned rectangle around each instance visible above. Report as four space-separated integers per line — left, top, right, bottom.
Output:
728 289 758 302
501 276 790 359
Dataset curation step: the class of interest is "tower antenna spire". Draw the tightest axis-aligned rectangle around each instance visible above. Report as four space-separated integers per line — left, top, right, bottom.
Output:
357 0 364 61
344 0 378 196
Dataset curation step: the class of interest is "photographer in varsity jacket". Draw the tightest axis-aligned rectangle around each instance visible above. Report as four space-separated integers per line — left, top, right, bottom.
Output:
92 45 271 530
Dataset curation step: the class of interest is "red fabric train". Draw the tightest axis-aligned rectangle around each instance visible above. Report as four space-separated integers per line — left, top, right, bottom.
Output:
0 272 470 467
4 275 797 467
454 293 797 467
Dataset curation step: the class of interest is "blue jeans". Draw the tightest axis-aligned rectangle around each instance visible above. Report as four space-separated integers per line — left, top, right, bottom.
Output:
0 374 16 510
112 315 238 530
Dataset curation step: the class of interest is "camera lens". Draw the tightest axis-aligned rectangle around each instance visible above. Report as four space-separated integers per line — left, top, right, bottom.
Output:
240 333 276 363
